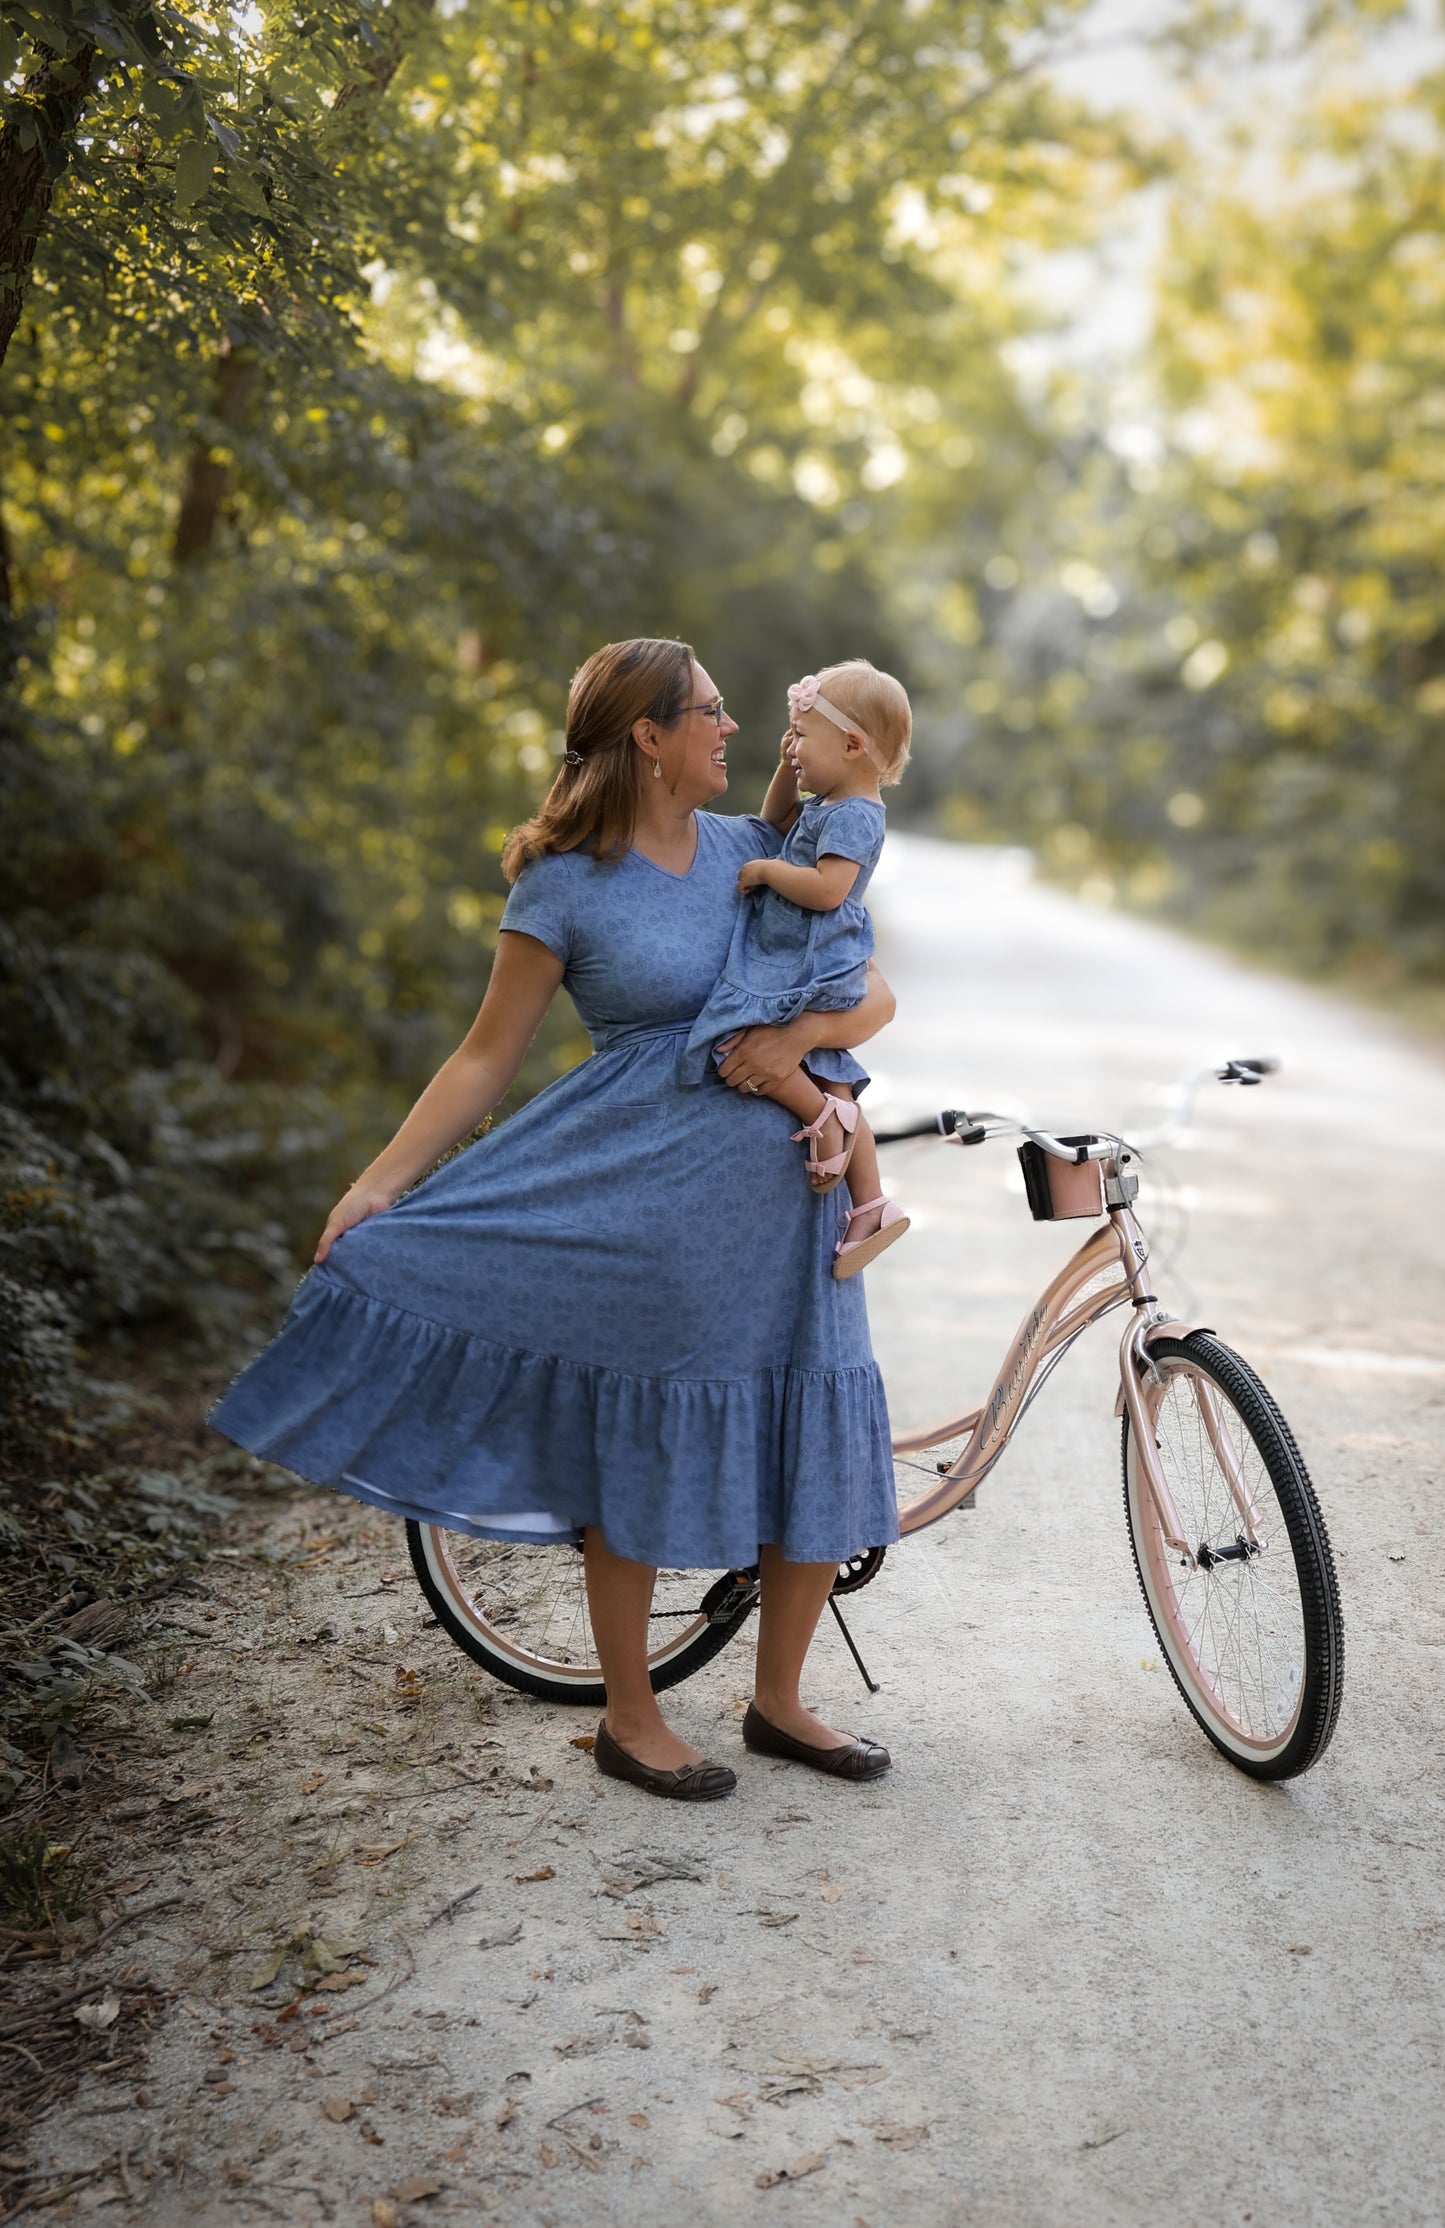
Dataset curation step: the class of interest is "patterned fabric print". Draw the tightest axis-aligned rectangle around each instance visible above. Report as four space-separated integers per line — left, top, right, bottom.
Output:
678 796 886 1086
209 809 897 1568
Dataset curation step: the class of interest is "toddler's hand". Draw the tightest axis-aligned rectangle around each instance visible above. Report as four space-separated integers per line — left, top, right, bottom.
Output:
737 858 773 894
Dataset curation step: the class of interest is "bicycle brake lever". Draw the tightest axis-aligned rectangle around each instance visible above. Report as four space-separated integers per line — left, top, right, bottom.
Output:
942 1110 990 1145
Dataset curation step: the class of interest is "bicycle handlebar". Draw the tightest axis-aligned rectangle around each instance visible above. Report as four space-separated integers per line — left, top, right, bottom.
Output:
871 1057 1279 1154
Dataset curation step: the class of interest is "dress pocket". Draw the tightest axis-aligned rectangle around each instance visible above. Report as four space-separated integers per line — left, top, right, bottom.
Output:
512 1097 672 1237
744 890 818 980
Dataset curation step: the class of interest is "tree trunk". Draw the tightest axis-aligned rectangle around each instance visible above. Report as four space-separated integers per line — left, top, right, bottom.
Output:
0 46 97 371
172 340 260 563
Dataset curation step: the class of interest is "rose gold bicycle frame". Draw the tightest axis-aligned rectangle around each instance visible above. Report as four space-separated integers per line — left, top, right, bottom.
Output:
892 1150 1234 1566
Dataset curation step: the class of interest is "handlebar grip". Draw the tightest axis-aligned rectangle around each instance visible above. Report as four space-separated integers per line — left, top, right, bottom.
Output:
1219 1056 1278 1085
872 1115 953 1145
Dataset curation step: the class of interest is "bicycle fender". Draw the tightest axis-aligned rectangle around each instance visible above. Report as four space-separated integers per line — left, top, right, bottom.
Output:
1113 1317 1216 1415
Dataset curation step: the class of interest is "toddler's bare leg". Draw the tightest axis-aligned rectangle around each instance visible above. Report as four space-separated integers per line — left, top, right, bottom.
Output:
805 1089 886 1239
756 1070 850 1176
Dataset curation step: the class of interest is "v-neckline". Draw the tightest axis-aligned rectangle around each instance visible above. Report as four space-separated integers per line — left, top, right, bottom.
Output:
630 817 701 881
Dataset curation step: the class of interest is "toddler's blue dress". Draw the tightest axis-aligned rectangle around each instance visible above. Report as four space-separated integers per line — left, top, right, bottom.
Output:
209 810 897 1569
678 797 886 1087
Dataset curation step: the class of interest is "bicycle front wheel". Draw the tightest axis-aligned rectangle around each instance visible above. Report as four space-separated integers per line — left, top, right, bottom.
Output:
406 1524 753 1706
1122 1334 1343 1780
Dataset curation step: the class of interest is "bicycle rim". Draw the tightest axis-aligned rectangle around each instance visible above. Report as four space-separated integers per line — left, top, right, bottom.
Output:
406 1524 746 1705
1123 1334 1343 1779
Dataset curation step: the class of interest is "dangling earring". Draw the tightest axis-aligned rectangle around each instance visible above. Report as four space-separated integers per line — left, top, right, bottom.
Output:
652 757 662 780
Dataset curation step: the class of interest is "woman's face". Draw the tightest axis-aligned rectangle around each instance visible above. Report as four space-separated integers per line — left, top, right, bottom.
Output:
657 660 738 804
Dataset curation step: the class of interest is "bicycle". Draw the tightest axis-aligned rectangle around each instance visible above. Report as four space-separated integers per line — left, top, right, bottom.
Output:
407 1058 1344 1783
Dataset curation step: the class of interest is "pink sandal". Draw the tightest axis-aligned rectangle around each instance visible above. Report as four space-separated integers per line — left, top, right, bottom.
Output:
791 1095 860 1194
832 1196 910 1280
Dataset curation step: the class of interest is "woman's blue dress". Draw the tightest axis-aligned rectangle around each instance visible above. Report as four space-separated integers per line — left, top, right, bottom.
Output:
209 811 897 1569
679 797 886 1087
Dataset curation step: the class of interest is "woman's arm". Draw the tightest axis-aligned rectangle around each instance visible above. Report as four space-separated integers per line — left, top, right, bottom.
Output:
313 930 565 1261
713 960 896 1094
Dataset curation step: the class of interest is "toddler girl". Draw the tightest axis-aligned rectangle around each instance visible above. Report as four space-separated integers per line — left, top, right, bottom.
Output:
679 659 910 1279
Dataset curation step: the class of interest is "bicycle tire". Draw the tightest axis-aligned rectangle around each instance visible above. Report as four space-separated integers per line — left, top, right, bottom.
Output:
406 1522 751 1706
1122 1333 1343 1780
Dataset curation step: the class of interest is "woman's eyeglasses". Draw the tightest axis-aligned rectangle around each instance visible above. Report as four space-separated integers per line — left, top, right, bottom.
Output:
678 695 726 727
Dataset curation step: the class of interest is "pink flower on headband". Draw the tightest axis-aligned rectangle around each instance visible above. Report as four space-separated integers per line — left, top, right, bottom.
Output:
788 675 819 718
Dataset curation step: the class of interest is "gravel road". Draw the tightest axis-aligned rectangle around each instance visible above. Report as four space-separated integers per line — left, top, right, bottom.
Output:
30 836 1445 2227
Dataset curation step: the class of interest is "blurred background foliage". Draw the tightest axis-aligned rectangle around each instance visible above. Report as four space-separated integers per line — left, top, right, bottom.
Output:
2 0 1439 1443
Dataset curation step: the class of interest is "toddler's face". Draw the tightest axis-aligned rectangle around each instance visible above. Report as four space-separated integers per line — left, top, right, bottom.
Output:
785 706 851 796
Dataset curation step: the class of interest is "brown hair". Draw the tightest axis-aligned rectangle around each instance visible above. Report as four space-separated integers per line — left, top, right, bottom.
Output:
501 637 695 883
817 658 912 788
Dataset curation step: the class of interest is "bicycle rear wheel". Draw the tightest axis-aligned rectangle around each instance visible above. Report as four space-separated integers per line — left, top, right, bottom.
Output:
1122 1334 1343 1780
406 1523 753 1705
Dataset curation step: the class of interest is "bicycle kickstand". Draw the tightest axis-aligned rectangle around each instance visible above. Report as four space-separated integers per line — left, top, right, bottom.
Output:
828 1596 881 1694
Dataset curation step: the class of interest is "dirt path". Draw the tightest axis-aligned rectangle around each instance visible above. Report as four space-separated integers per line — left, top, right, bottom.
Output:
14 836 1445 2225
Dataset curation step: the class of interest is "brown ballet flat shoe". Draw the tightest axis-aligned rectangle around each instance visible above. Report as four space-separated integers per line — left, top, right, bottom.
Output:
594 1718 737 1801
742 1702 890 1780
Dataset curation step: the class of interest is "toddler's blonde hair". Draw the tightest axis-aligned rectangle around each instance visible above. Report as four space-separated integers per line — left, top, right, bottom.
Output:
816 659 911 788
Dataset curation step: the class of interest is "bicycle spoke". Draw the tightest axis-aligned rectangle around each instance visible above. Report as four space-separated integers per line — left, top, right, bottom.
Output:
1142 1362 1307 1743
421 1535 725 1680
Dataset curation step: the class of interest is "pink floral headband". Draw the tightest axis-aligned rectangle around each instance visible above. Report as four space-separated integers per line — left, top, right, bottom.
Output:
787 674 880 763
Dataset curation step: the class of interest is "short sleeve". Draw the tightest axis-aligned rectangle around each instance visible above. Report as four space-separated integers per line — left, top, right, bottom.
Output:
498 852 574 964
815 800 884 868
703 810 784 861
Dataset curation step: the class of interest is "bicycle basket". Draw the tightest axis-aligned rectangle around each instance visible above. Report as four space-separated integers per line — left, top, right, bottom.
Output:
1017 1137 1104 1222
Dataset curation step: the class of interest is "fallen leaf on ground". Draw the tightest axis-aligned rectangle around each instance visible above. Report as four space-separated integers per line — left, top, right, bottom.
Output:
628 2113 650 2129
875 2126 928 2150
698 1982 718 2003
389 2175 444 2203
305 1933 365 1974
495 2104 517 2129
300 1772 327 1795
570 1734 596 1751
819 1877 844 1903
371 2204 397 2228
515 1866 554 1882
600 1854 705 1897
474 1920 523 1950
756 2154 827 2189
74 1993 121 2031
539 2142 560 2168
314 1970 368 1992
356 1840 406 1863
757 1911 798 1928
322 2017 358 2040
322 2098 354 2124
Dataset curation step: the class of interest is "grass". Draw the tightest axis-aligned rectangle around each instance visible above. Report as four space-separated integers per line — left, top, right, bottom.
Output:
0 1824 94 1932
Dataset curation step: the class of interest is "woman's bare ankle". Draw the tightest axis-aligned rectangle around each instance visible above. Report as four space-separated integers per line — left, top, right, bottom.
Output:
602 1708 702 1767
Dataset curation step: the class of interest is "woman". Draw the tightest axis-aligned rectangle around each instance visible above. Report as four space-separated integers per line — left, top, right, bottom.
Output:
212 637 898 1799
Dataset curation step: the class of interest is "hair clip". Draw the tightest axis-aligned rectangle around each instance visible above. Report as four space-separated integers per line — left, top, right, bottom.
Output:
563 750 584 766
